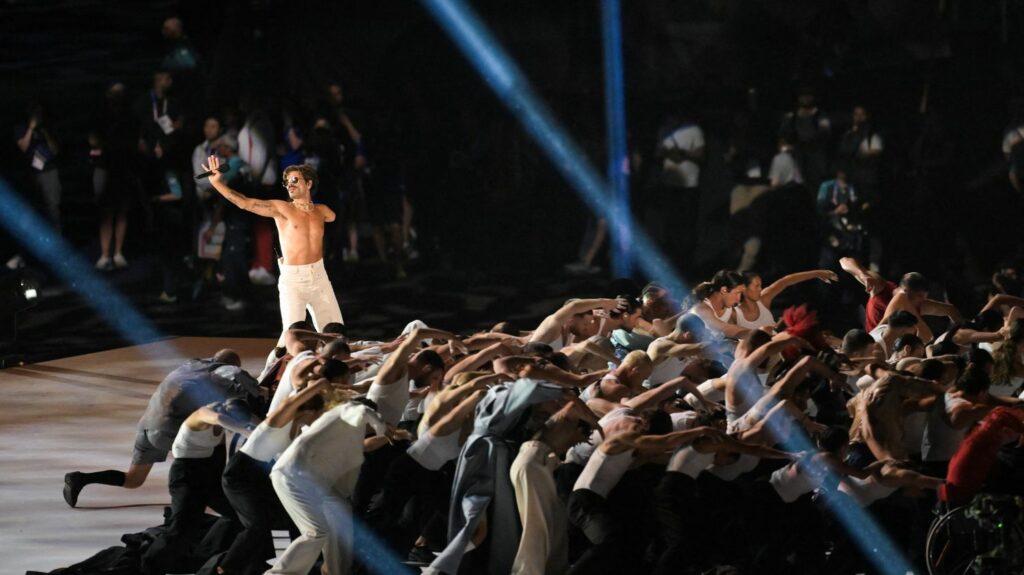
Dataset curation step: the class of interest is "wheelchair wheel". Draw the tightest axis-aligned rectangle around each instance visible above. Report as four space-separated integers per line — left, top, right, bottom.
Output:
926 506 977 575
926 501 1024 575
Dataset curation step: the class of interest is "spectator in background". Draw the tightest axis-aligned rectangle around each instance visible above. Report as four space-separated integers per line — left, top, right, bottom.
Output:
279 102 306 170
192 117 221 201
779 87 831 191
160 16 202 117
239 106 278 286
817 167 869 268
211 134 252 311
9 101 62 270
15 102 62 224
324 83 367 264
192 117 223 299
768 136 803 189
161 17 199 72
653 112 704 266
135 71 185 210
1003 107 1024 193
837 105 883 270
304 115 345 261
729 163 771 273
92 82 139 271
362 115 408 279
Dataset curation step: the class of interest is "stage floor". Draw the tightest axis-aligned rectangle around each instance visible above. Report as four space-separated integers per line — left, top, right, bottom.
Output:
0 337 276 574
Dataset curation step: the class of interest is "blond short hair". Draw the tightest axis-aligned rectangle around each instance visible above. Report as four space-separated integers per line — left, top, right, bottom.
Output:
621 350 652 370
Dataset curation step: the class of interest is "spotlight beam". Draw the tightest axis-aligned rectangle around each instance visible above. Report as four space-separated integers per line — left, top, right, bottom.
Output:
421 0 685 297
601 0 633 277
0 177 165 350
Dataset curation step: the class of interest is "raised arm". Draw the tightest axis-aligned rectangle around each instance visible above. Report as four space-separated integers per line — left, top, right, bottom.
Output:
624 376 691 411
760 270 838 307
444 342 509 384
650 340 709 362
264 378 329 428
430 389 487 437
951 327 1005 346
203 155 285 219
764 355 842 402
632 426 723 452
982 294 1024 314
376 327 455 386
532 298 627 344
736 331 809 373
839 257 886 295
919 299 963 323
16 120 35 152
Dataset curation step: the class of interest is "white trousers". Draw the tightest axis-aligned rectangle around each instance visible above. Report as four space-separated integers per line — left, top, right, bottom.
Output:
510 441 568 575
268 469 353 575
278 259 343 337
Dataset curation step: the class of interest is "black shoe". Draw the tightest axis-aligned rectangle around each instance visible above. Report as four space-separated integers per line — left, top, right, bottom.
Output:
405 545 434 566
63 472 84 508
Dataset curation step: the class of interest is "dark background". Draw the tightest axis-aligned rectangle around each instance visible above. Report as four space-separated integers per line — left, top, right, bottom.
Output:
1 0 1023 360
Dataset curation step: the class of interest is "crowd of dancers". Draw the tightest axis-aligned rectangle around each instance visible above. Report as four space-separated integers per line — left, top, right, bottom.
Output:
58 257 1024 575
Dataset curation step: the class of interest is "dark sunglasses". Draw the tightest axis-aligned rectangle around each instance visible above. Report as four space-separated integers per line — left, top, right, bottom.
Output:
282 175 301 187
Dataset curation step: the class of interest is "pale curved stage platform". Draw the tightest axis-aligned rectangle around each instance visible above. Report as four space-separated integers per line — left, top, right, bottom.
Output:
0 337 276 574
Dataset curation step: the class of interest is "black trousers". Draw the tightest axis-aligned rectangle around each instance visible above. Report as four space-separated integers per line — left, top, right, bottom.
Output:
652 471 705 575
142 452 236 574
220 451 287 574
567 489 624 575
364 451 453 555
352 440 407 516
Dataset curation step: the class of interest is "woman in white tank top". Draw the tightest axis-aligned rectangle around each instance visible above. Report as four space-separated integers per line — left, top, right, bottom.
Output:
689 270 748 339
737 269 838 332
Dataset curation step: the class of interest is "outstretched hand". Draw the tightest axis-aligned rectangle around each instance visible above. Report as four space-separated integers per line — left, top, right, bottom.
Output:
201 154 223 185
815 270 839 284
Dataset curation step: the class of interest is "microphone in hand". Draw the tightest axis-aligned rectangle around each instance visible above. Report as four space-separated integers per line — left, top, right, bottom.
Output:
195 164 230 180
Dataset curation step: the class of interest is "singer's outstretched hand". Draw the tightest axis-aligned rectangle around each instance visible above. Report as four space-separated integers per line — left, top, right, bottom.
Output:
200 155 223 185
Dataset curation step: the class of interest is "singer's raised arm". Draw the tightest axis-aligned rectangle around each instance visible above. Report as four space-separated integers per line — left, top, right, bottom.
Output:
202 155 284 218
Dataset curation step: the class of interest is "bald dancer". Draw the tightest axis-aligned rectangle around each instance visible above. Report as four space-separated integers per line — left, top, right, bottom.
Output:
62 349 258 507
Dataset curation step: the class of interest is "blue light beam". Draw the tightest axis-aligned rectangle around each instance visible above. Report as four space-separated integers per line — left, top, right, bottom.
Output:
0 176 165 348
421 0 684 296
602 0 634 278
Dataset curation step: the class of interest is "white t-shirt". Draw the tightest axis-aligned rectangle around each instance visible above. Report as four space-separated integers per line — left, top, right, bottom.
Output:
858 133 884 155
769 150 803 187
192 141 216 196
238 122 276 186
661 124 704 188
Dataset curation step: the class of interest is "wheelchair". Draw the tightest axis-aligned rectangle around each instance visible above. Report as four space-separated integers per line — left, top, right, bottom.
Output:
925 494 1024 575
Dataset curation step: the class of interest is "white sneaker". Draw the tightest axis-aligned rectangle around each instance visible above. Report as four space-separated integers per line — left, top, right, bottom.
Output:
95 256 112 271
113 254 128 269
249 267 276 285
222 296 246 311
